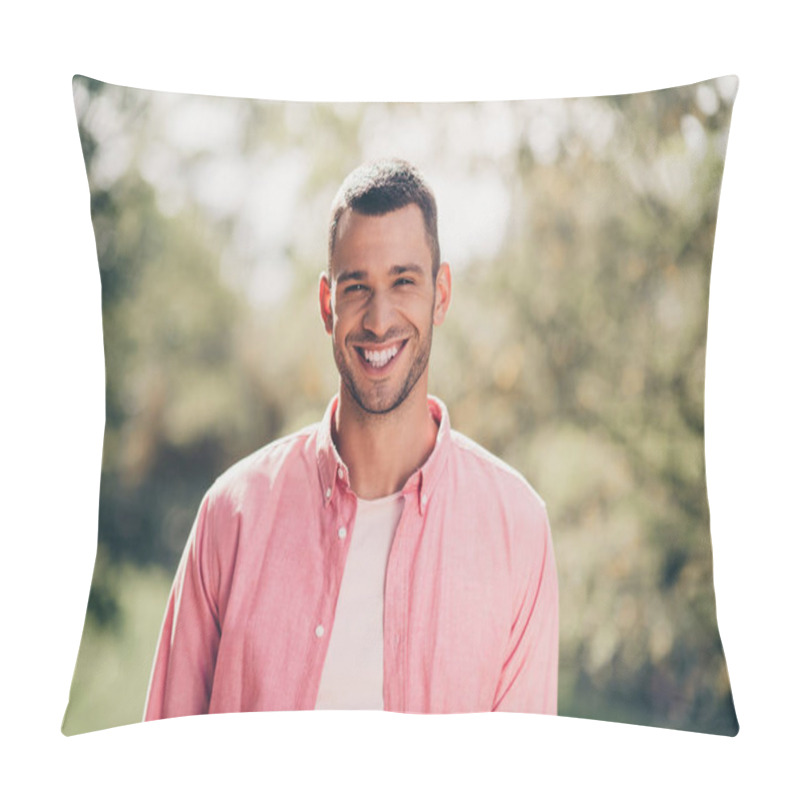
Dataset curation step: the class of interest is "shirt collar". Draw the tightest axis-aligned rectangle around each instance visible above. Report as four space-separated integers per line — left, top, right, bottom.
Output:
315 394 452 515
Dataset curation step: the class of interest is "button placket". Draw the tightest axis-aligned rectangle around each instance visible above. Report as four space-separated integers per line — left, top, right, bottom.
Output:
383 495 415 712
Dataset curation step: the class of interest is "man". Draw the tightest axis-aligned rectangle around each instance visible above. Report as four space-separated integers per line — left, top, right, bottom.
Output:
144 158 558 718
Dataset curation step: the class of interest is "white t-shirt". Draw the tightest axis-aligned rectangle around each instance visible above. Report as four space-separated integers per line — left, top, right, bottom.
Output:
314 491 404 710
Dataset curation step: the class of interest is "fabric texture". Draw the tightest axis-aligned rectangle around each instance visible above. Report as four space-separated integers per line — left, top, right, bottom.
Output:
144 396 559 719
315 491 404 710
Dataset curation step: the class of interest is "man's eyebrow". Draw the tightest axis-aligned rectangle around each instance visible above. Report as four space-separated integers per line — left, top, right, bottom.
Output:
336 269 368 284
335 264 426 283
389 264 425 277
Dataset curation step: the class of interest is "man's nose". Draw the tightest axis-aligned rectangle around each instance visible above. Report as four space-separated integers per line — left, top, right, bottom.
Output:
362 290 395 337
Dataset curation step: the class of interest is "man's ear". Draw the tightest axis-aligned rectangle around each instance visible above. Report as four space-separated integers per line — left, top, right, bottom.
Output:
433 262 452 326
319 271 333 334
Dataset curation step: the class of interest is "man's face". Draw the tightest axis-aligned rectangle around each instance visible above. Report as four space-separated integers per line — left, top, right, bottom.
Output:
320 204 451 415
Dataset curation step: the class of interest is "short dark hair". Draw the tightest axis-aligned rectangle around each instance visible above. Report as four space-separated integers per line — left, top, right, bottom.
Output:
328 158 441 279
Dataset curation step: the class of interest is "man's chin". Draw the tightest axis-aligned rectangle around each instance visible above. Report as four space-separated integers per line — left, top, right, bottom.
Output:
343 380 408 416
352 393 404 416
338 353 429 418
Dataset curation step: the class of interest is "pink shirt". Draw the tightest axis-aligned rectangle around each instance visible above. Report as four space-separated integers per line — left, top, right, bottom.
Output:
144 396 559 719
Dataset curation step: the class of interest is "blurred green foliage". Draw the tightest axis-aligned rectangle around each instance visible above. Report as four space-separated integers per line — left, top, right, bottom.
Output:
64 76 738 735
63 562 171 735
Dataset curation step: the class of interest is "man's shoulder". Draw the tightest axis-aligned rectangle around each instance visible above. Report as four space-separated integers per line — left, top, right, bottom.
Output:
448 428 547 513
446 429 552 566
207 421 319 505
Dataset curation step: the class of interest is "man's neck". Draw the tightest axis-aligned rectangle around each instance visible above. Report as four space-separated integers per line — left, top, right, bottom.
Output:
333 386 439 500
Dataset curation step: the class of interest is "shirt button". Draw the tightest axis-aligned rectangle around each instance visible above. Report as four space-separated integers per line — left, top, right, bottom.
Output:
338 526 347 540
337 467 344 479
421 493 428 505
315 624 325 638
325 487 332 499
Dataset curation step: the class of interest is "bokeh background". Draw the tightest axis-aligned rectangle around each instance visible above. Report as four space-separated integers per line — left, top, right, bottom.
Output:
63 75 738 735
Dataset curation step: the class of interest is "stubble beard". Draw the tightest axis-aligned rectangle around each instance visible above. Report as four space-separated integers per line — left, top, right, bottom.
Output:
335 318 434 417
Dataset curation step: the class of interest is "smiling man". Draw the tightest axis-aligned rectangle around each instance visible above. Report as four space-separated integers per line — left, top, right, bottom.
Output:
144 159 559 718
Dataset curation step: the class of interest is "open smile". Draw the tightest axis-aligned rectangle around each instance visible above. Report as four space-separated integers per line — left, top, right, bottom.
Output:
353 340 408 373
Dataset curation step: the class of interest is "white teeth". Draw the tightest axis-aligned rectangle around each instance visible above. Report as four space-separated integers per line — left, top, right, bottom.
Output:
363 345 399 367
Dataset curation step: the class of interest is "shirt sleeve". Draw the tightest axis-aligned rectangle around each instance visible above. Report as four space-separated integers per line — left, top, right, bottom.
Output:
492 504 559 714
143 492 221 721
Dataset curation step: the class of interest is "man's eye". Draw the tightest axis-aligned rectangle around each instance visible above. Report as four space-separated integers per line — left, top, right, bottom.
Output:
395 278 414 287
344 284 367 293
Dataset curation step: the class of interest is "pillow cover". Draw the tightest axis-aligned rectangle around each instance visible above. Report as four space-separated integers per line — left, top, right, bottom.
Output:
63 75 738 735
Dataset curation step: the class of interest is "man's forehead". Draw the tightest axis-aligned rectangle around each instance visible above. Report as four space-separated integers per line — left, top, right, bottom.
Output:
336 203 426 235
331 204 433 271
